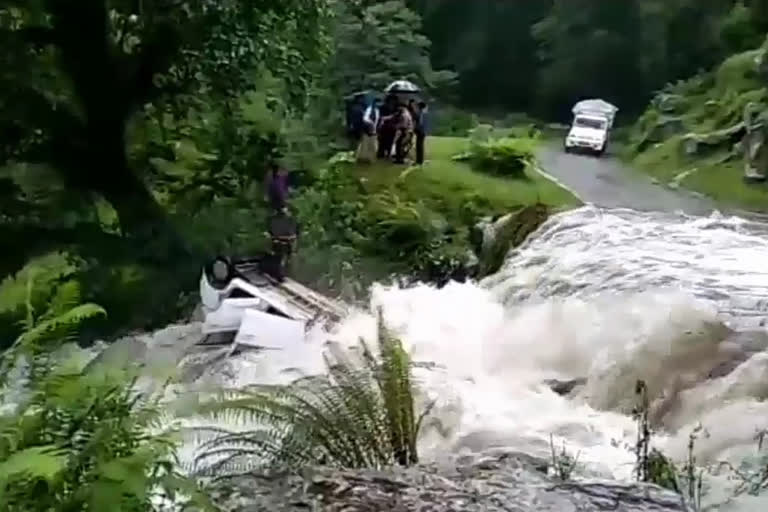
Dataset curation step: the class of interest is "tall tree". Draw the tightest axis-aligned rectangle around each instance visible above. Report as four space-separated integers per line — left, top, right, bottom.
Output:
328 0 455 97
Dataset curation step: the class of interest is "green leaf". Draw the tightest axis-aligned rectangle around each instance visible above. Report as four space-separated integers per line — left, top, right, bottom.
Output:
0 445 68 484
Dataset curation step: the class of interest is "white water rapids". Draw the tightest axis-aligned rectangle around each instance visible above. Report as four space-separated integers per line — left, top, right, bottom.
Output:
160 205 768 510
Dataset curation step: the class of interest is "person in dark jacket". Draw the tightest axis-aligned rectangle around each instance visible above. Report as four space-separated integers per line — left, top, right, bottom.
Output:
260 207 300 282
415 101 430 165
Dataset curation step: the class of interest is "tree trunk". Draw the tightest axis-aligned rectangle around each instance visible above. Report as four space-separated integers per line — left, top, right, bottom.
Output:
85 122 189 261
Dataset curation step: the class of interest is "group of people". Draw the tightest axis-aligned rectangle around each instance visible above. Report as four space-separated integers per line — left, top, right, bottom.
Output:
353 94 430 165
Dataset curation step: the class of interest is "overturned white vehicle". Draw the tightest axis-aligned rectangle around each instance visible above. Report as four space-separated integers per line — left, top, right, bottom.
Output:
564 99 618 157
199 257 348 353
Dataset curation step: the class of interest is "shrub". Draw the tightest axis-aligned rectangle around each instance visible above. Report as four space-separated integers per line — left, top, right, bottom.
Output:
458 136 539 179
189 311 433 475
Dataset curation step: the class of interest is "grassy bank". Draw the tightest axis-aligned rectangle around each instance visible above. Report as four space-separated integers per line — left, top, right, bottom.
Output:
627 45 768 211
353 136 578 216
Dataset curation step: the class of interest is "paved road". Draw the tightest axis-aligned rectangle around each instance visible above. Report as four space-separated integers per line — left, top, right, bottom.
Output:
536 144 716 216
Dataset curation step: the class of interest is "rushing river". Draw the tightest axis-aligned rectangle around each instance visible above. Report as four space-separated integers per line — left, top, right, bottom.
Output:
160 205 768 510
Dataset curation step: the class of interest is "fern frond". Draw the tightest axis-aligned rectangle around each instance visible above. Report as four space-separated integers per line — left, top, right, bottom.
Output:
15 303 106 352
0 445 68 484
43 280 83 320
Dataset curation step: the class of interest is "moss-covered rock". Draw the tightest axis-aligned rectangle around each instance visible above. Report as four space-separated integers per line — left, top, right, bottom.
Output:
476 203 550 278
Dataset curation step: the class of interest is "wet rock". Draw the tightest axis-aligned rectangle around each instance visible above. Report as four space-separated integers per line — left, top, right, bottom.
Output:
706 330 768 379
477 204 550 278
544 377 587 396
209 451 691 511
84 323 203 374
84 336 148 372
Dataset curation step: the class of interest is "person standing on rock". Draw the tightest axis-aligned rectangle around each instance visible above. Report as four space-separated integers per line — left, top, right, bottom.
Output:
261 207 300 282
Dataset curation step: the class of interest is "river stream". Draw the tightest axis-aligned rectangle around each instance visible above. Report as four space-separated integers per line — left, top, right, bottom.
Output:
148 205 768 510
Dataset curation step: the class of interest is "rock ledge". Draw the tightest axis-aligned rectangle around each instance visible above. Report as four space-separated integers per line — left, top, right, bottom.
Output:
210 451 691 511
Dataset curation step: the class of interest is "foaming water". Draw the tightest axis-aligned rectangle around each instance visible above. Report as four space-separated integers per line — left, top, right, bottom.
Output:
171 205 768 509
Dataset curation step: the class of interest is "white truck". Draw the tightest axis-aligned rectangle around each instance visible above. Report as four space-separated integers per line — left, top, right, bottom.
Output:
198 257 348 354
564 99 618 157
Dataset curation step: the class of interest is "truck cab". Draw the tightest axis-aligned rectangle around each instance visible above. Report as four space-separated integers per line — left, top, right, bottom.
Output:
565 114 609 156
564 99 618 158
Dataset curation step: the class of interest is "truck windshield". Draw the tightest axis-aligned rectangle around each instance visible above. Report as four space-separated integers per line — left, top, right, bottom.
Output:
574 117 606 130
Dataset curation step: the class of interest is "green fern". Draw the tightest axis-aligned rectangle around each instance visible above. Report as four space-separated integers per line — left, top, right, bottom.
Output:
0 292 214 511
0 277 106 389
189 310 434 476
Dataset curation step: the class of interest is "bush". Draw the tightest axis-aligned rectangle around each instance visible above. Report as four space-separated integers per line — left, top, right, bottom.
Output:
457 136 539 179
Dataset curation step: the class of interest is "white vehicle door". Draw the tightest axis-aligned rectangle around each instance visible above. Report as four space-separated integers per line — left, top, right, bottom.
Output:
202 297 269 334
234 308 307 350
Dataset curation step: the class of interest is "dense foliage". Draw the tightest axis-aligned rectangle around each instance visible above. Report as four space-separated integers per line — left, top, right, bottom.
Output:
0 291 210 511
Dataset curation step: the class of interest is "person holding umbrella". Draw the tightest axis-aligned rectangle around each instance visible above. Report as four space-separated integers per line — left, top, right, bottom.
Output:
384 80 420 164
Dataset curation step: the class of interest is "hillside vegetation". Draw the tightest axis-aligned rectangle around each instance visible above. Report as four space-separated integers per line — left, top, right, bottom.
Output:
627 39 768 210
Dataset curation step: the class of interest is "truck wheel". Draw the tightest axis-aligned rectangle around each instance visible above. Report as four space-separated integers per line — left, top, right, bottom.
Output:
206 256 234 289
564 146 572 154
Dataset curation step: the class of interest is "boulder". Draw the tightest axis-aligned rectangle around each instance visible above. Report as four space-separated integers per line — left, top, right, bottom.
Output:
476 204 549 278
544 377 587 396
209 451 692 512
